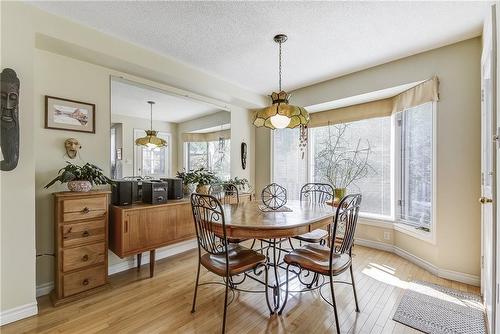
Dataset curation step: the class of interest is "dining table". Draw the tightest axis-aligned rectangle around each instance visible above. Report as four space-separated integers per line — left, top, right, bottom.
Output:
211 199 338 314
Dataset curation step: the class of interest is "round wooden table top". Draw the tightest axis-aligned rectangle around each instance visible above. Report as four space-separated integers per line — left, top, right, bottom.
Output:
216 200 336 239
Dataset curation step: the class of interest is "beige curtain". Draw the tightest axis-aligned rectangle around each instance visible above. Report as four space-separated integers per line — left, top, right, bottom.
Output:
182 129 231 142
309 76 439 128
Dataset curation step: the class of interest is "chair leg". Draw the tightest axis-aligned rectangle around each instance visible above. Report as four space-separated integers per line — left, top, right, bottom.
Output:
329 277 341 334
222 275 230 333
350 265 360 312
250 239 256 249
278 263 291 315
263 264 273 315
288 238 295 250
191 261 201 313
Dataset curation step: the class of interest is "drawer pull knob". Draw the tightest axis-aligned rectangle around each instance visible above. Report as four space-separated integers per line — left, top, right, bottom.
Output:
82 231 90 237
82 207 90 214
82 254 89 262
82 279 89 286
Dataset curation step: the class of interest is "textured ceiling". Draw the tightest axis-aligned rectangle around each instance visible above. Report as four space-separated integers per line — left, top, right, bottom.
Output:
31 1 489 94
111 79 220 123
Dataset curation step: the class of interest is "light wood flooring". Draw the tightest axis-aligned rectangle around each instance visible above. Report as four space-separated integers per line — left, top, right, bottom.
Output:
2 244 480 334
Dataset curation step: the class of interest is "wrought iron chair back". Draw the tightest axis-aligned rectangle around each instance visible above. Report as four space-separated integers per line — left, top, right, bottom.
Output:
209 183 240 205
190 193 227 256
300 183 334 204
330 194 362 259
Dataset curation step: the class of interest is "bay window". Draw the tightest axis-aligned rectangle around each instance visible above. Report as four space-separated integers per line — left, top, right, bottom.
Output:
272 101 434 232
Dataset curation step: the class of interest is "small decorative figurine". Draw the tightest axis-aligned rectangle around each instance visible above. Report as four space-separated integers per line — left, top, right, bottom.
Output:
64 138 81 159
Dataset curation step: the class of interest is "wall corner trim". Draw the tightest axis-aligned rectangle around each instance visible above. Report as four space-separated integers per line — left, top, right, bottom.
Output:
0 302 38 326
354 238 480 287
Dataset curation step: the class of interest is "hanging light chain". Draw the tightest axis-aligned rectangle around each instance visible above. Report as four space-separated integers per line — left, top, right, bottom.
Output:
150 103 153 131
278 40 282 92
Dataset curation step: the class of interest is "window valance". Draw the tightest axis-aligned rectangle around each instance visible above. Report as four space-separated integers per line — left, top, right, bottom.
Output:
308 76 439 128
182 129 231 142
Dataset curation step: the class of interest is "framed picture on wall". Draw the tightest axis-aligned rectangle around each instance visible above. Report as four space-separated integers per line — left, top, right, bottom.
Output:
45 95 95 133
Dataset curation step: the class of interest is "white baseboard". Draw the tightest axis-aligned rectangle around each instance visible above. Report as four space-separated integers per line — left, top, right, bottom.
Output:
354 238 394 253
36 282 54 298
36 239 198 297
0 302 38 326
355 238 480 286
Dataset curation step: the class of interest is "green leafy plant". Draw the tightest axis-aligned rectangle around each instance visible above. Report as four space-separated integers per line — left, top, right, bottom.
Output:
222 177 249 190
193 168 217 186
45 162 115 189
176 168 218 186
176 169 198 185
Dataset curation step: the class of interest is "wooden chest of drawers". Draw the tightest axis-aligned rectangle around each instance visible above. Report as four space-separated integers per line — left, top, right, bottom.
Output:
51 190 110 306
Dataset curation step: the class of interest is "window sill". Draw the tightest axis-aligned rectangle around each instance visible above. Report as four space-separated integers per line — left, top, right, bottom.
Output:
358 214 394 228
393 222 436 245
357 215 436 245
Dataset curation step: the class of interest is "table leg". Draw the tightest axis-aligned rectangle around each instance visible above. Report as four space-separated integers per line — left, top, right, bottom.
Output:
137 253 142 271
149 250 155 278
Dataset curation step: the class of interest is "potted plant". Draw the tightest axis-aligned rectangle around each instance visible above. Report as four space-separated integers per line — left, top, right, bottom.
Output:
193 168 217 194
223 177 250 192
45 162 115 192
314 123 374 202
176 169 198 195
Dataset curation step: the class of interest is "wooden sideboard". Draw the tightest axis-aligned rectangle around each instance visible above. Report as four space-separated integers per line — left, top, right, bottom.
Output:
109 199 195 277
109 192 254 277
51 190 111 306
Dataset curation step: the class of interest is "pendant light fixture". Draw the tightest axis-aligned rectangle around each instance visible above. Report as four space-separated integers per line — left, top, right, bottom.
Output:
253 34 310 130
135 101 167 149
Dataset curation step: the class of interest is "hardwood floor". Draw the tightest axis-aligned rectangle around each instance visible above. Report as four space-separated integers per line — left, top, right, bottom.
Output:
2 244 480 334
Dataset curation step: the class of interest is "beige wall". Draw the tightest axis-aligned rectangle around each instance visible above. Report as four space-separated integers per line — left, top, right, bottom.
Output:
229 106 255 184
256 37 482 277
0 2 37 314
111 114 178 178
1 2 262 317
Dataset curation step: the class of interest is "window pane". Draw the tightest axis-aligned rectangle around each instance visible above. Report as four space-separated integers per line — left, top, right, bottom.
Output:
272 128 307 200
142 146 167 176
311 117 391 216
188 142 208 170
400 103 432 227
208 139 230 180
186 139 231 180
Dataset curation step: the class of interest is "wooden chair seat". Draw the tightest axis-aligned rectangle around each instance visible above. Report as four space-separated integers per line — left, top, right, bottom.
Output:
284 244 351 276
293 229 328 243
200 244 266 276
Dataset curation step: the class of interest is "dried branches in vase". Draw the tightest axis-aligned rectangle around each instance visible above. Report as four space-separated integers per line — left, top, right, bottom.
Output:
314 123 374 200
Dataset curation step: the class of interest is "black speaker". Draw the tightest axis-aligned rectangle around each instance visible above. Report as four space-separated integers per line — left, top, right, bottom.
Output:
161 178 183 200
112 180 137 206
142 181 168 204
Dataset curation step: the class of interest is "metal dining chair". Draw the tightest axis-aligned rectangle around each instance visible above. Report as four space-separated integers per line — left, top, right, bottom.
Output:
190 193 267 333
279 194 362 334
293 183 334 246
209 183 240 205
209 183 246 244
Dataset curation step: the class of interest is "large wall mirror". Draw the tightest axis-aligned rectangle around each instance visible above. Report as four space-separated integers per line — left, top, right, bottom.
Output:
110 77 231 181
